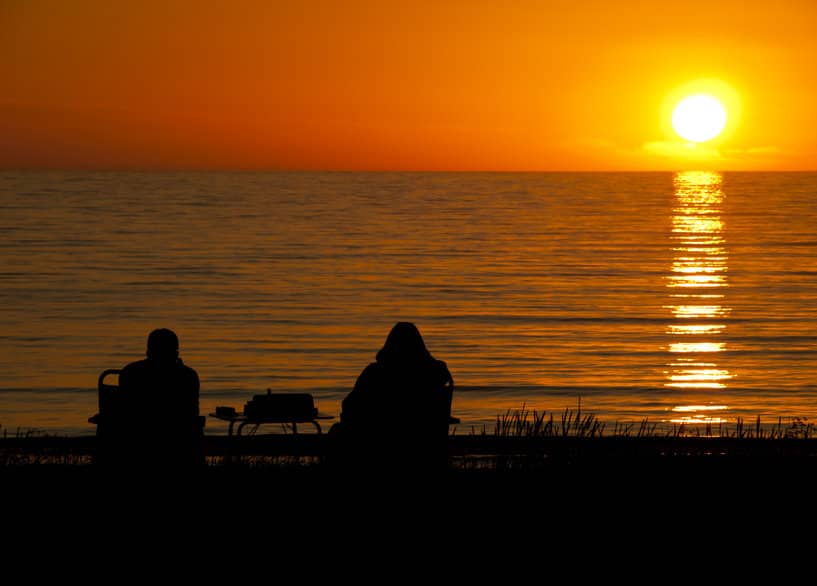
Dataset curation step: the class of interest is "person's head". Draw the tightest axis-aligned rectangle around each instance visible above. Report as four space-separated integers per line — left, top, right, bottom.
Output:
376 322 433 366
146 328 179 362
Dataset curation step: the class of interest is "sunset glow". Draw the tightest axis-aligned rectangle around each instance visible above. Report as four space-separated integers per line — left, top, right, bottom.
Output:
1 0 816 171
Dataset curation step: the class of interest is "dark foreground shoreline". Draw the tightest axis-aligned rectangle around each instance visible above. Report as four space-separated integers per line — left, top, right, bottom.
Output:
5 435 817 528
3 433 816 471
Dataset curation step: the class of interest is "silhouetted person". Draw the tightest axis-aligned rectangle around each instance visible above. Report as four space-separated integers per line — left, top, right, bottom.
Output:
116 328 202 468
334 322 454 470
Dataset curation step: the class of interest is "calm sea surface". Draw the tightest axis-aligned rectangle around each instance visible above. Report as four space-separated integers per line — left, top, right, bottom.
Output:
1 171 816 435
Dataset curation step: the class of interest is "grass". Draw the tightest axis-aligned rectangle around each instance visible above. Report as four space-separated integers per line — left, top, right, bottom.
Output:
0 429 93 467
1 424 52 440
1 411 815 470
475 406 813 440
488 404 605 438
451 406 816 471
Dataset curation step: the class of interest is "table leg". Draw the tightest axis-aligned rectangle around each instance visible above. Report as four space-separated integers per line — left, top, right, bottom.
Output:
223 420 236 466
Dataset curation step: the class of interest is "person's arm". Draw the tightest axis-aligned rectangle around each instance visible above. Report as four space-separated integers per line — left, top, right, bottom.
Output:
438 361 454 415
189 369 200 417
118 364 133 391
341 364 377 423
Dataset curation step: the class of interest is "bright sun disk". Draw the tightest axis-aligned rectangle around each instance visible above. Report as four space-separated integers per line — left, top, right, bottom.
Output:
672 94 727 143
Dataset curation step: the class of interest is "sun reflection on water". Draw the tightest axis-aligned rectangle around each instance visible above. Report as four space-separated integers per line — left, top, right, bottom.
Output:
669 403 729 424
669 341 725 353
665 171 732 423
667 324 725 335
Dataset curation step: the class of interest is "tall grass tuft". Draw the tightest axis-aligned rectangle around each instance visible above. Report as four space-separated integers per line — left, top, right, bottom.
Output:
485 406 816 440
493 405 604 438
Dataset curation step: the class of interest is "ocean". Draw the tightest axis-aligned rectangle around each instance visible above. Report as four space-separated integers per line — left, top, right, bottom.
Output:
1 171 816 435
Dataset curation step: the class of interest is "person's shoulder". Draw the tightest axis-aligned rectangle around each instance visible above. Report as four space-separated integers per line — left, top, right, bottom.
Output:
176 360 199 384
120 359 148 375
362 361 382 373
119 359 149 388
122 358 148 369
177 360 198 375
431 358 449 372
355 362 383 385
359 362 384 379
429 359 452 381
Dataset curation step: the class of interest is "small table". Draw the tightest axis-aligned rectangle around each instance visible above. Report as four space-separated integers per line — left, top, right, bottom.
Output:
209 411 334 465
209 412 334 437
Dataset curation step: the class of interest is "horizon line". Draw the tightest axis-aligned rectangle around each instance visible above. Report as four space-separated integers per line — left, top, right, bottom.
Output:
2 167 816 174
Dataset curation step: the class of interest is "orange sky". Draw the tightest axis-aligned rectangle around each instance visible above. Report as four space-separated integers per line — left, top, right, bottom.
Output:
1 0 815 171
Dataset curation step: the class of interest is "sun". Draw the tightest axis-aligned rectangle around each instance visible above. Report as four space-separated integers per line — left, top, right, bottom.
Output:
672 94 727 143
